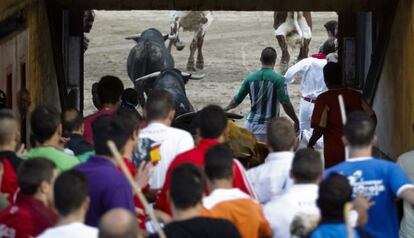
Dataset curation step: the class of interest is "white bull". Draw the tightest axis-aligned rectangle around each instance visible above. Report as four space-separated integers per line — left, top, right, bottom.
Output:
168 11 214 71
274 11 312 73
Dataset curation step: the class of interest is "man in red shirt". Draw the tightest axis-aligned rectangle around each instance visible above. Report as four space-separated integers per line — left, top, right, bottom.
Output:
84 75 124 144
0 110 23 200
0 158 58 237
155 105 255 214
308 62 375 168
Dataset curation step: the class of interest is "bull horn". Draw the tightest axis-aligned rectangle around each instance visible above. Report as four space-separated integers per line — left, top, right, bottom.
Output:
125 34 141 40
181 72 205 80
135 71 161 82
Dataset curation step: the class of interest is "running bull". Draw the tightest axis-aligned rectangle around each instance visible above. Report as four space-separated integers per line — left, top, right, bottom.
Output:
168 11 213 71
274 11 312 73
126 28 203 109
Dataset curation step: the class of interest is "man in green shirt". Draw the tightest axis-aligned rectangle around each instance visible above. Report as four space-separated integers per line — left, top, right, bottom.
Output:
22 105 79 171
225 47 299 141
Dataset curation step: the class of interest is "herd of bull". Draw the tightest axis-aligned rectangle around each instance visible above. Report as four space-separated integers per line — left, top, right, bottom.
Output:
125 11 312 119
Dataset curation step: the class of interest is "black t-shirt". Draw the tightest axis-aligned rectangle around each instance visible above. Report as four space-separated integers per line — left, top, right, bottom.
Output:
149 217 242 238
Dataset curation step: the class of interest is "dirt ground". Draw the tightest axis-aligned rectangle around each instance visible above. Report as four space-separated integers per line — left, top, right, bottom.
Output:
84 11 337 122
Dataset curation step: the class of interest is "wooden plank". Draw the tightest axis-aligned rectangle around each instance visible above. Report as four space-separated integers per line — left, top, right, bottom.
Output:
55 0 386 11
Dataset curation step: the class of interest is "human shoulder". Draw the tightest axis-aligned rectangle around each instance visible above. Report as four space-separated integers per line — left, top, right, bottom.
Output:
38 223 98 238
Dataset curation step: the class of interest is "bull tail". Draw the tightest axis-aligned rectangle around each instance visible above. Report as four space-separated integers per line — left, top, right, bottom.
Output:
293 11 304 46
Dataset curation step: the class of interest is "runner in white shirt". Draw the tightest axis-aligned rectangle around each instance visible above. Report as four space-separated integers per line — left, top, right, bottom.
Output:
135 89 194 189
263 149 323 238
38 170 98 238
247 117 296 204
284 38 336 148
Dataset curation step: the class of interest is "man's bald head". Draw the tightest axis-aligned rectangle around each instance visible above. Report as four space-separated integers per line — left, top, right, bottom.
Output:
0 109 19 147
62 108 84 135
98 208 139 238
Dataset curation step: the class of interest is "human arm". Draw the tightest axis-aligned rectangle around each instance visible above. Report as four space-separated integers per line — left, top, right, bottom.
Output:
308 127 324 148
281 101 299 132
225 80 249 111
284 58 309 83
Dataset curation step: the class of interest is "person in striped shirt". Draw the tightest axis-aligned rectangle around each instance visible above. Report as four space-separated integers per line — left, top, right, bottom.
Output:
224 47 299 142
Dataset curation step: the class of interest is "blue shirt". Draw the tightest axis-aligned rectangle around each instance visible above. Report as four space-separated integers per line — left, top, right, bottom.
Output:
326 157 413 238
75 156 136 227
310 221 360 238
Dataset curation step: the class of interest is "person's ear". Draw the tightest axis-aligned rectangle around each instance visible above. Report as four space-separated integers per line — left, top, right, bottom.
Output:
57 124 63 136
168 110 175 121
80 122 85 134
222 125 229 140
372 135 378 146
82 197 90 211
341 136 348 146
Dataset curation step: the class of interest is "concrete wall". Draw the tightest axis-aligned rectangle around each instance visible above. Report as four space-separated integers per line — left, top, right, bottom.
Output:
374 0 414 159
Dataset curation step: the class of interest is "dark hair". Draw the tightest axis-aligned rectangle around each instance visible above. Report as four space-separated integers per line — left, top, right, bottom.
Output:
97 76 124 105
324 20 338 36
0 109 19 146
267 117 296 151
121 88 139 107
260 47 277 65
92 115 130 156
145 89 174 121
115 107 141 136
54 170 88 216
344 111 375 147
291 149 323 183
62 108 84 134
197 105 227 139
30 105 61 144
18 158 56 195
319 38 337 55
170 164 205 210
323 62 342 88
205 144 233 181
317 173 352 220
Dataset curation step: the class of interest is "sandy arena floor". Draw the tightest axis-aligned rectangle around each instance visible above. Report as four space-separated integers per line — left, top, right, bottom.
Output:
84 11 337 122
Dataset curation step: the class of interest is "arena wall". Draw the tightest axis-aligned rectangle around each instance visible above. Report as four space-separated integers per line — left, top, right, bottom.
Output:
374 0 414 159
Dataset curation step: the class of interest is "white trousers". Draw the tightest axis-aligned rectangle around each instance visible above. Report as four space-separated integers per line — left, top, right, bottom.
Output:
298 98 324 149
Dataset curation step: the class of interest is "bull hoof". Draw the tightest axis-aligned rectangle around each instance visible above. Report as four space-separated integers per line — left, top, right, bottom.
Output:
196 60 204 70
187 62 196 71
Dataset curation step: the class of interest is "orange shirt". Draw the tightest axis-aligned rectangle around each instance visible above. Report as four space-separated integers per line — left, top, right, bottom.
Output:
201 188 272 238
311 88 374 168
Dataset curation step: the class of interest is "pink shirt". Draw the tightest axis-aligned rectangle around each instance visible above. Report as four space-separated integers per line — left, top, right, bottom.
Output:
83 108 113 144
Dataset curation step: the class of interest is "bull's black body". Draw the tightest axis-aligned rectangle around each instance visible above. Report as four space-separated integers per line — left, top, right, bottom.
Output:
127 28 175 107
153 69 194 117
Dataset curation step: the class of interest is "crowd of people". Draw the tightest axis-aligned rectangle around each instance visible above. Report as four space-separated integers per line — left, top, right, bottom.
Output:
0 19 413 238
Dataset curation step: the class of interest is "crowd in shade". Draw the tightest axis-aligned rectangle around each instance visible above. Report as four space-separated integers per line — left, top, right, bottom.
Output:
0 19 414 238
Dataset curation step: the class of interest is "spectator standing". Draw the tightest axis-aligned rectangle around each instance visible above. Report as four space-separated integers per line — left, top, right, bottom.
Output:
0 110 23 199
309 173 366 238
0 158 58 237
308 63 375 167
84 76 124 144
150 164 241 238
22 105 79 171
224 47 299 142
99 208 143 238
75 115 136 227
136 89 194 190
201 144 272 238
263 148 322 238
38 170 98 238
248 117 296 204
62 108 94 162
325 112 414 238
398 148 414 238
156 105 254 214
